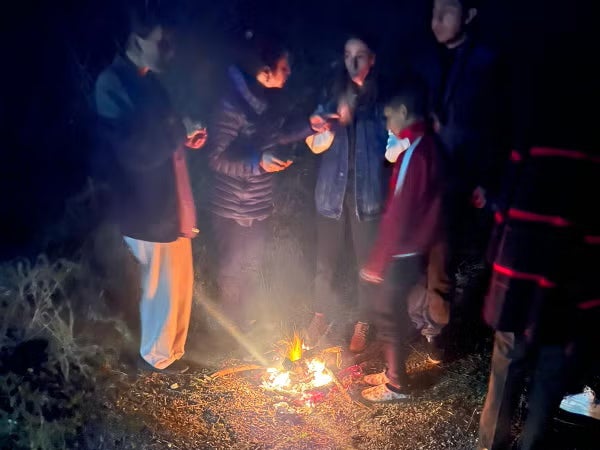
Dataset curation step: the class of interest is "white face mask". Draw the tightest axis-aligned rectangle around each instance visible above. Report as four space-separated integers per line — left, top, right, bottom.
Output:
385 131 411 163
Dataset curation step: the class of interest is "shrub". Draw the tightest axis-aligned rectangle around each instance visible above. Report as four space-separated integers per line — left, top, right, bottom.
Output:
0 252 127 449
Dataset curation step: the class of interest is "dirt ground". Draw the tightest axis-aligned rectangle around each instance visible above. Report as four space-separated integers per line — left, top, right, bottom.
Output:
83 156 493 450
92 329 490 450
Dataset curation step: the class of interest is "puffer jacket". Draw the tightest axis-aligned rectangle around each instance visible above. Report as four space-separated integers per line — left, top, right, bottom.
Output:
208 66 311 221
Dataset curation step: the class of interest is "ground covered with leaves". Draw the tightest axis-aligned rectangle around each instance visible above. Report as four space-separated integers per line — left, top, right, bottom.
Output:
96 336 489 450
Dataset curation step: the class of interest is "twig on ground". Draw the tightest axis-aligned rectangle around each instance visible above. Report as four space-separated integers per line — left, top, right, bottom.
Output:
463 407 478 436
326 368 352 404
209 364 265 379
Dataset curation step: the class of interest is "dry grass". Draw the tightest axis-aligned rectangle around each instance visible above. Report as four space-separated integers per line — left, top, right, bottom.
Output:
102 337 489 450
0 234 132 450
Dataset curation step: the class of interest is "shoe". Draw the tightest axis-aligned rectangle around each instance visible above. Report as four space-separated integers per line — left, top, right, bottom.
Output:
361 383 411 402
363 371 390 386
559 386 600 420
425 336 444 364
137 357 190 375
304 313 329 348
349 321 370 353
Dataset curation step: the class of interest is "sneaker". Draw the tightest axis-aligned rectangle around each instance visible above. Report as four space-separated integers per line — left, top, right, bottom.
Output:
361 383 411 402
304 313 329 348
559 386 600 420
349 321 370 353
363 371 390 386
137 357 190 375
425 335 444 364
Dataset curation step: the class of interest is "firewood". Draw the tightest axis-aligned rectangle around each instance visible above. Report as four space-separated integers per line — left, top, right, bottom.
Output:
209 364 265 379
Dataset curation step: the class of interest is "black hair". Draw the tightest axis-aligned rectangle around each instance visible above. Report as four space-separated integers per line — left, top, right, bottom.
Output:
454 0 481 10
330 29 380 107
384 74 429 119
344 30 379 56
237 31 289 76
128 0 171 38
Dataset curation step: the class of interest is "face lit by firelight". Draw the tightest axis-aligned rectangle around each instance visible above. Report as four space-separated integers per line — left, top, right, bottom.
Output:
431 0 477 47
344 38 375 87
132 26 174 74
258 54 292 89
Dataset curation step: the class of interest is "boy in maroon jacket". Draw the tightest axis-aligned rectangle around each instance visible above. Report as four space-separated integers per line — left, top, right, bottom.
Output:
360 80 444 401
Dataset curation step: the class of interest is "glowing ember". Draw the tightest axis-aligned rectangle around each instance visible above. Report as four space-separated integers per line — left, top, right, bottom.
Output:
265 368 291 390
261 333 336 405
307 359 332 387
262 358 333 394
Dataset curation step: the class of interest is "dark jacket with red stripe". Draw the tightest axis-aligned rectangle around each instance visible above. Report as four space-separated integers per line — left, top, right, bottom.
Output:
364 122 443 278
484 146 600 340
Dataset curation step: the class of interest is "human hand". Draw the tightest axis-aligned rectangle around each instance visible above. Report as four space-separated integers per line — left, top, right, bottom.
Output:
359 268 383 284
337 100 353 126
183 117 207 149
310 114 330 133
260 151 293 172
431 113 441 134
471 186 487 209
185 128 208 149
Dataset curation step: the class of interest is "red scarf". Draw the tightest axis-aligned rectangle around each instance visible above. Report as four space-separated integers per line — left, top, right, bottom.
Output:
388 121 428 194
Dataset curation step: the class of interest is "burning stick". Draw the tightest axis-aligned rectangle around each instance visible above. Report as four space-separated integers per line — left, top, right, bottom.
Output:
325 367 352 404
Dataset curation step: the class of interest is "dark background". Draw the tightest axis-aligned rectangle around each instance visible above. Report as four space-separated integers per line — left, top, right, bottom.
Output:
0 0 595 260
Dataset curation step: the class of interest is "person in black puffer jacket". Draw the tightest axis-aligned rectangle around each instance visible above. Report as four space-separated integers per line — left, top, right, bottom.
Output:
207 35 323 331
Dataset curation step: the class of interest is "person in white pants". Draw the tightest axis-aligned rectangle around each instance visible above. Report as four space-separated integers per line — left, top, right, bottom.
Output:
94 4 206 372
124 237 193 370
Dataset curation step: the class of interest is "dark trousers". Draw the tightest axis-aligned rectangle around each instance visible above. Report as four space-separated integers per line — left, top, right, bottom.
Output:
371 256 424 387
211 215 269 329
407 241 451 338
446 197 494 310
314 199 379 322
478 331 572 450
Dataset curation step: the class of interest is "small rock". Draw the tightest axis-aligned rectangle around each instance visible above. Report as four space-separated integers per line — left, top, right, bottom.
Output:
170 383 179 390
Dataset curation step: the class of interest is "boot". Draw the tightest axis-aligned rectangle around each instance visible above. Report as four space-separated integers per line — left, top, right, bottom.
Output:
304 312 329 348
349 321 370 353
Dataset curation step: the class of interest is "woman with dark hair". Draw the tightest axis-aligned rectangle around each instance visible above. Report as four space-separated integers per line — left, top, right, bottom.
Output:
207 33 325 333
306 35 389 353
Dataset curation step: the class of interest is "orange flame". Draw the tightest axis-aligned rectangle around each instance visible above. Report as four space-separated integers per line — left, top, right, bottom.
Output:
287 332 303 362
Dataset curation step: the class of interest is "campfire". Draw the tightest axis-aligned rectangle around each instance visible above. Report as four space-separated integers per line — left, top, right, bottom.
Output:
208 329 362 412
261 333 336 406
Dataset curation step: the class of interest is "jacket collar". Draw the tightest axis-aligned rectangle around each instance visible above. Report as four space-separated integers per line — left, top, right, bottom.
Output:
397 121 427 142
227 65 267 115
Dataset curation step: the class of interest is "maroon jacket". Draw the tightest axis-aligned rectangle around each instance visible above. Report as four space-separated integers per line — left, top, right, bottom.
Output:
364 122 443 278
